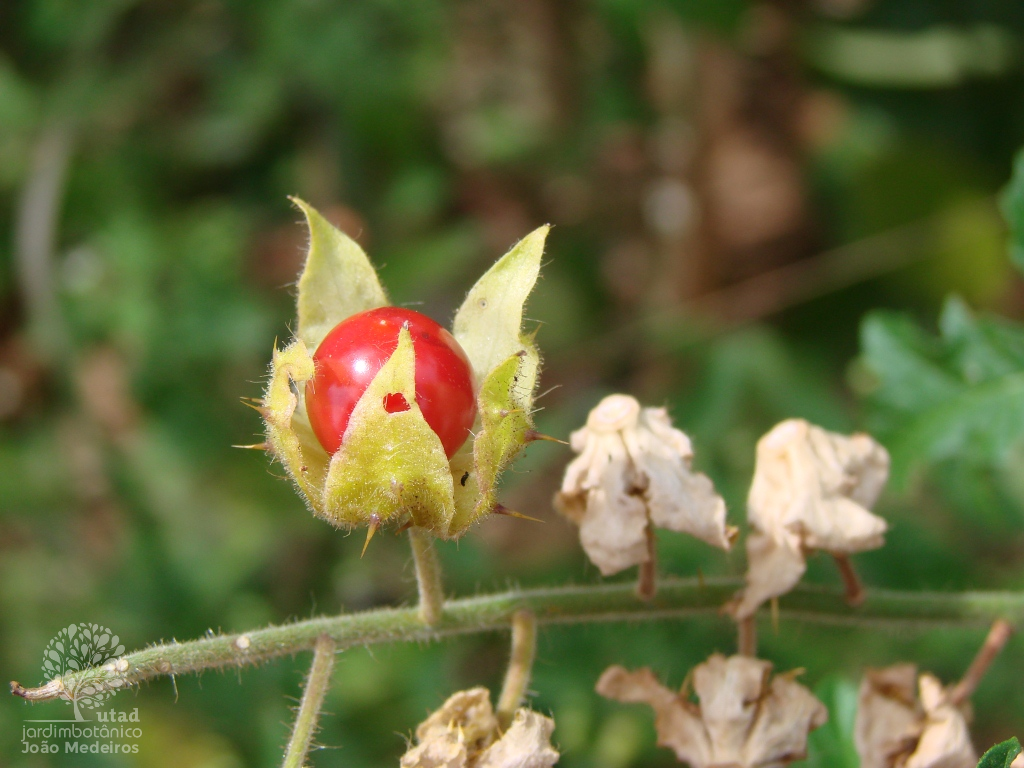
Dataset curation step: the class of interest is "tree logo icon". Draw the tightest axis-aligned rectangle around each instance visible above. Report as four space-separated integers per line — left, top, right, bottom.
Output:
41 623 127 720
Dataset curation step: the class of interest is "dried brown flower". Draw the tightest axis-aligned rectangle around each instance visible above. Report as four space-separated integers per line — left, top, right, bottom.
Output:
732 418 889 619
400 687 559 768
596 654 827 767
855 664 976 768
555 394 734 576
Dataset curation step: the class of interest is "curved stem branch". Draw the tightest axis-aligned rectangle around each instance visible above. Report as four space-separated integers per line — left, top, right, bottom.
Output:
282 634 336 768
409 527 445 626
496 610 537 729
833 553 865 607
12 578 1024 704
947 619 1014 707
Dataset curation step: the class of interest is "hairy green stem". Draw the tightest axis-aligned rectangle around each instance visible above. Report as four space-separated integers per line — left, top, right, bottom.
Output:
496 610 537 729
282 634 335 768
409 527 445 626
12 578 1024 704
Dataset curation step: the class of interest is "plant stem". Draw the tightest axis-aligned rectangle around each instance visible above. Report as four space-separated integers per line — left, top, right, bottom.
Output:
282 634 336 768
737 615 757 657
947 619 1014 706
409 527 445 626
832 553 865 607
637 525 657 602
12 578 1024 703
496 610 537 729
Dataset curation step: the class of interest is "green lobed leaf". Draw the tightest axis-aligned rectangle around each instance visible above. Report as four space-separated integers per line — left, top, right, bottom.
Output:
322 326 455 533
977 737 1021 768
888 371 1024 486
859 299 1024 488
292 197 389 350
860 310 962 415
452 225 548 398
1000 146 1024 275
939 296 1024 382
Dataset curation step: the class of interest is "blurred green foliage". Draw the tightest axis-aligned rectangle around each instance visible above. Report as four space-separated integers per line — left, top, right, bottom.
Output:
1002 147 1024 274
860 297 1024 490
3 0 1024 766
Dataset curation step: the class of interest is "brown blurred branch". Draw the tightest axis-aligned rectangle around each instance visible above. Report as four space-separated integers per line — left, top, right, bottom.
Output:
14 121 75 362
573 210 943 366
947 618 1014 706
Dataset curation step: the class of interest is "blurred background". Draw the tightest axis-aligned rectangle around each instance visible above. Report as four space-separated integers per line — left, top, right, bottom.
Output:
4 0 1024 765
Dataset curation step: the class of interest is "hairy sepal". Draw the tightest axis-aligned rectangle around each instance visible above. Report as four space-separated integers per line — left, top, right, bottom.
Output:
264 341 329 513
450 353 535 534
322 327 455 533
292 198 389 350
449 442 481 536
453 226 547 392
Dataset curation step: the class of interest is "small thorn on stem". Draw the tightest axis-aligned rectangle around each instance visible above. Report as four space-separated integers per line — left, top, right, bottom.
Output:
832 553 865 607
232 442 271 451
947 619 1014 707
362 516 380 558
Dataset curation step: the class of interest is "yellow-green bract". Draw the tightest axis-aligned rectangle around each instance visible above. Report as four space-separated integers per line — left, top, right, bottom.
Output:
262 198 549 539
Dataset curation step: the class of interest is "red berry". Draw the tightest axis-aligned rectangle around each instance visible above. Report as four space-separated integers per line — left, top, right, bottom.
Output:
305 307 477 459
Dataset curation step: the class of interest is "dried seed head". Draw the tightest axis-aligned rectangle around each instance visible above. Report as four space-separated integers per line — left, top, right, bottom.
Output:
855 664 976 768
555 394 734 576
597 654 827 768
732 418 889 619
399 686 559 768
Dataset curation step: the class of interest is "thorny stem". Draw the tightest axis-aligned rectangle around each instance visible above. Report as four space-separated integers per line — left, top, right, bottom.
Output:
496 610 537 730
637 525 657 602
947 619 1014 707
282 634 336 768
12 578 1024 704
832 553 865 607
737 615 757 657
409 527 445 626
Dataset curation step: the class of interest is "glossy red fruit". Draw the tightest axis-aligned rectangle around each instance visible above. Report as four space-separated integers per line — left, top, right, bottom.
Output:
305 307 476 459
